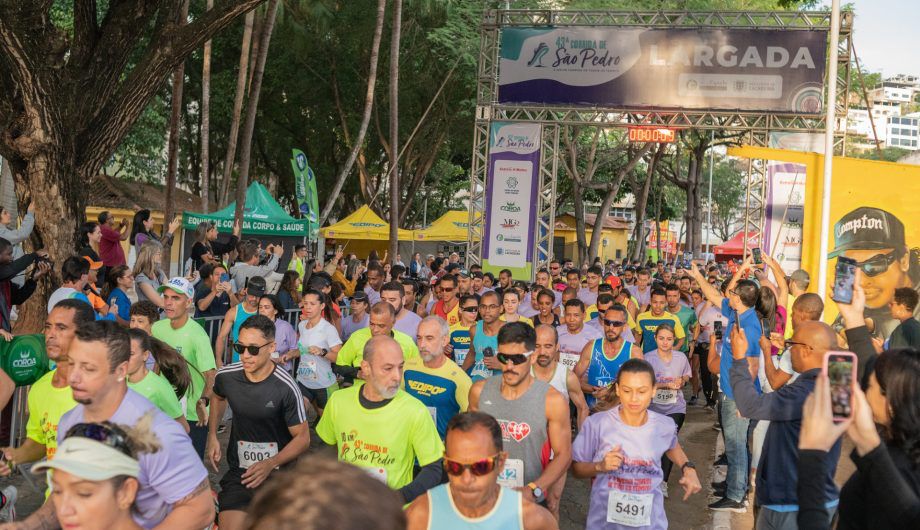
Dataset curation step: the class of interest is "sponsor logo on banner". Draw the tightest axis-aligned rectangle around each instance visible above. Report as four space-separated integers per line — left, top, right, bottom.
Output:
500 202 521 212
500 219 521 229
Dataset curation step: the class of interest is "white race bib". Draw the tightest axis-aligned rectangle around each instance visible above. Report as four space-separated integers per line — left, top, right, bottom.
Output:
607 490 653 527
237 441 278 470
427 406 438 425
560 351 580 371
362 466 388 484
296 357 318 385
496 458 524 488
654 388 678 405
471 361 493 380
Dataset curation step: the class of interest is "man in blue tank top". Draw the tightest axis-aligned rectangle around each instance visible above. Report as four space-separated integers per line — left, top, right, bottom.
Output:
404 412 556 530
575 304 643 409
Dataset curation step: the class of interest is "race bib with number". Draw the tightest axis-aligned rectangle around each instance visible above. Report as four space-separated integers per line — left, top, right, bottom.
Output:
607 490 653 527
654 388 678 405
237 441 278 470
427 406 438 424
362 466 388 485
296 357 318 385
560 351 580 371
496 458 524 488
471 361 493 380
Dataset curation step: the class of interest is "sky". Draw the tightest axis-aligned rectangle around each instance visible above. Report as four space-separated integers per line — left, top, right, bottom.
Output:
846 0 920 77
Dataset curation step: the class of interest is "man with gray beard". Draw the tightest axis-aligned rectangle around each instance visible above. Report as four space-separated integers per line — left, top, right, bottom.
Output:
317 336 445 504
403 317 472 439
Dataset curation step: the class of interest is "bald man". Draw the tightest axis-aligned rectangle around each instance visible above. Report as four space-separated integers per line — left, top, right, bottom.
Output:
728 320 841 528
760 293 825 391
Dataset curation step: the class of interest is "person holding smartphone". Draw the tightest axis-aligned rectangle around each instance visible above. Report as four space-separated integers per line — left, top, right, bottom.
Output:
727 317 840 526
194 263 237 318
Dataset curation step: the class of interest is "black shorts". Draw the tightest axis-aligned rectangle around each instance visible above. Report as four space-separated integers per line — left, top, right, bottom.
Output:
297 382 330 409
218 469 254 512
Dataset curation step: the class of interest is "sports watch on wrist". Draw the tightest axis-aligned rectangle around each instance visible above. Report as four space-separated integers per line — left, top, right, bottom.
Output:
527 482 545 502
681 460 696 472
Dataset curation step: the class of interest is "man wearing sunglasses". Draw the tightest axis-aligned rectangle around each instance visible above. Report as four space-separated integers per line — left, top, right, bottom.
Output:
431 274 462 326
206 315 310 530
575 305 643 409
404 412 556 530
828 207 919 340
469 323 571 509
318 336 444 504
448 294 480 366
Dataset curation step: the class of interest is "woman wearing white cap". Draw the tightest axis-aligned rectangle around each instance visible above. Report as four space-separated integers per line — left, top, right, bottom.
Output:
33 415 160 530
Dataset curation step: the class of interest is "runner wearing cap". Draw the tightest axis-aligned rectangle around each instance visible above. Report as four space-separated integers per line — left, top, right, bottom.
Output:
14 321 215 530
447 294 479 366
456 269 474 296
295 289 343 416
403 317 471 439
404 412 556 530
33 417 162 530
318 336 444 503
343 290 370 341
152 277 217 458
828 206 920 339
381 281 422 340
470 323 571 510
82 256 115 320
214 275 264 366
207 315 309 530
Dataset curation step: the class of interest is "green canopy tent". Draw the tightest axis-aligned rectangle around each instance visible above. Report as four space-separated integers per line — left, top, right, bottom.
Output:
180 182 307 271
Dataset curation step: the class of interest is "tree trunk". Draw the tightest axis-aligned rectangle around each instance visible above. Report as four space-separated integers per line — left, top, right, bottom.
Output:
318 0 387 226
233 0 279 227
200 0 214 213
219 11 255 207
388 0 402 263
164 0 190 228
654 173 663 264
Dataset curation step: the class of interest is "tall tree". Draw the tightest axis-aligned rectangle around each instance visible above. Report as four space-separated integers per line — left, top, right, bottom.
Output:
165 0 191 229
234 0 280 227
388 0 403 261
0 1 267 331
200 0 214 213
219 10 255 206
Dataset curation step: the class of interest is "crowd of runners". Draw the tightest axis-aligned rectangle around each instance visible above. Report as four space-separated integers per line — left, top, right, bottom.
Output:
0 221 916 530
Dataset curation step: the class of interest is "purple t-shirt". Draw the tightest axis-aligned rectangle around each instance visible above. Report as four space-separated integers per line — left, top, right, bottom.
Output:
364 285 381 306
342 313 369 341
578 287 599 306
273 318 299 370
393 310 422 341
644 349 692 416
572 406 678 530
57 389 209 529
556 325 602 371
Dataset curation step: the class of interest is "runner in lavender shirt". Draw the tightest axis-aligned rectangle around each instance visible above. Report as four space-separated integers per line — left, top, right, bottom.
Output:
572 359 701 530
557 300 601 371
381 281 422 342
342 292 370 341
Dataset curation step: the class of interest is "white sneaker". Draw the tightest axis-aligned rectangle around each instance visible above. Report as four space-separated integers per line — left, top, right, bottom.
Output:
0 485 17 521
659 481 668 499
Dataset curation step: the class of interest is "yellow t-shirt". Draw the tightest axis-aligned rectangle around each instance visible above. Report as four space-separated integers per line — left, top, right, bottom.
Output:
336 328 420 368
635 311 687 353
499 314 534 327
26 369 77 460
448 322 473 366
316 385 444 490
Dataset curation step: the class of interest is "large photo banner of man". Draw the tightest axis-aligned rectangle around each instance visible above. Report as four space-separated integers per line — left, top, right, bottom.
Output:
729 146 920 342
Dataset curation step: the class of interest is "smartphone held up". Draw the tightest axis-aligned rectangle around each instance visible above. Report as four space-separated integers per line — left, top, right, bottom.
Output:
823 351 857 423
832 257 857 305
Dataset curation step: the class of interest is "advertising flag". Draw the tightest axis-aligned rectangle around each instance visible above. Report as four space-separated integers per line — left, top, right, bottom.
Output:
291 148 320 238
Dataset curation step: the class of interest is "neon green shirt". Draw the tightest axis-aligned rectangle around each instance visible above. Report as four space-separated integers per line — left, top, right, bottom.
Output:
335 328 420 368
128 370 183 419
152 318 216 422
25 369 77 460
316 385 444 490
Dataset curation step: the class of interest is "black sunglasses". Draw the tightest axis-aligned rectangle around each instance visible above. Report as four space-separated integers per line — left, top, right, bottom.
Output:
65 423 132 455
603 319 626 327
232 342 273 356
497 351 532 365
855 252 900 277
461 306 479 313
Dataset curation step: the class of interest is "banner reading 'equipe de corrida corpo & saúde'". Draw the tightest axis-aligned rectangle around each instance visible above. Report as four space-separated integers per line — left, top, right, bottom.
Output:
482 122 542 279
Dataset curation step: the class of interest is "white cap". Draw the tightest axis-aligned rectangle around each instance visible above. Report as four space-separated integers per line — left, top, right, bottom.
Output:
158 277 194 299
32 437 140 481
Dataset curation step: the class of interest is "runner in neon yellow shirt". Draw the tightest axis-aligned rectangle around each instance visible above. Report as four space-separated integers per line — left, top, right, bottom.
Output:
127 328 189 431
335 303 419 379
318 336 443 503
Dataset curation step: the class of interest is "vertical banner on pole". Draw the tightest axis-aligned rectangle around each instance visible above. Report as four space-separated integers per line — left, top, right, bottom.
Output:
291 148 320 238
482 122 542 279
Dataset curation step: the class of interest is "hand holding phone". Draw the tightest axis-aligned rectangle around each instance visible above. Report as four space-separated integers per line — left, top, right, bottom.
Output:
713 320 723 341
832 257 857 305
823 351 857 423
752 247 763 266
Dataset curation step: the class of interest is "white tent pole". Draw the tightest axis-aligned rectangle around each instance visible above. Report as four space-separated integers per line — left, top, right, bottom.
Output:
817 0 841 300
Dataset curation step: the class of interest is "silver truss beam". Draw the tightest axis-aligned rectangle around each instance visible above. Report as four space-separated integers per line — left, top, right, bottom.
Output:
495 10 849 30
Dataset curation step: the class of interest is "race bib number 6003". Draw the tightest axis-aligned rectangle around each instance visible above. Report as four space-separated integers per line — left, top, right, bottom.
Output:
238 441 278 470
607 490 653 527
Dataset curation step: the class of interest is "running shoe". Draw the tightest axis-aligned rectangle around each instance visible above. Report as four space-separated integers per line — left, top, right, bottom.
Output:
708 497 746 513
0 485 17 522
688 395 698 406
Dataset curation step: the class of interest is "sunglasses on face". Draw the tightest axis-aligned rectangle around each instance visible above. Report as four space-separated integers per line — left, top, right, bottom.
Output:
443 455 501 476
442 287 455 292
65 423 131 455
784 340 811 350
232 342 272 356
461 306 479 313
603 319 626 327
855 252 900 277
497 351 533 365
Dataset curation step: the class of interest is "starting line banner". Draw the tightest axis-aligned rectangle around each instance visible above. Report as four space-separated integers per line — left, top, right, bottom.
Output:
498 27 828 113
482 122 542 279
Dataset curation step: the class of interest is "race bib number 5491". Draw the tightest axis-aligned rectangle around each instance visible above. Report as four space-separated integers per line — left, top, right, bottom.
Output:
607 490 653 527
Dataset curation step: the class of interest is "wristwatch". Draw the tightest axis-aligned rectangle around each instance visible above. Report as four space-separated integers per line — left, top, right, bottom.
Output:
681 461 696 472
320 348 329 357
527 482 545 502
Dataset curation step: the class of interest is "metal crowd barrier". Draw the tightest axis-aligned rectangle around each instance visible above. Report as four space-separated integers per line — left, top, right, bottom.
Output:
196 308 302 367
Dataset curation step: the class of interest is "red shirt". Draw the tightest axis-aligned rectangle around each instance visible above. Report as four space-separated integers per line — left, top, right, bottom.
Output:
99 224 126 266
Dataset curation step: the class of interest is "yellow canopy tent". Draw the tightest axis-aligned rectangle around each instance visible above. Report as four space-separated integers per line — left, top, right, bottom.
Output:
321 205 414 240
414 210 478 241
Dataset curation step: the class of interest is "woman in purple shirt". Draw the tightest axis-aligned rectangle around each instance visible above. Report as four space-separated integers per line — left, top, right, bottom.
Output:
259 295 299 372
644 323 692 491
572 359 700 529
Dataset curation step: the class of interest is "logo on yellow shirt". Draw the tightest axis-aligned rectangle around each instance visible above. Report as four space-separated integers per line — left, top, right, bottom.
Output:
407 380 448 397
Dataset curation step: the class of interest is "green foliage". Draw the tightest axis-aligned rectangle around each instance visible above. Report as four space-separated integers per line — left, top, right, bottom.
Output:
851 146 911 163
707 158 747 240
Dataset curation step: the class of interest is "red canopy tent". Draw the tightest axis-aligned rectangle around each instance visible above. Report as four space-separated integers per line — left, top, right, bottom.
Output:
714 231 761 262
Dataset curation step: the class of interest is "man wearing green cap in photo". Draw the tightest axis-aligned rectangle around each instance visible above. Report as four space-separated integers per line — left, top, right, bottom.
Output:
152 277 217 458
828 207 919 339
